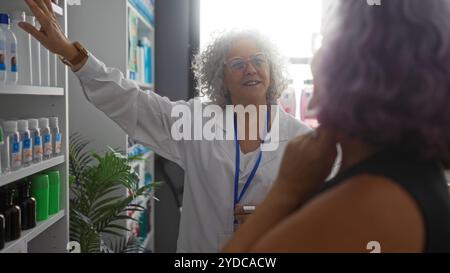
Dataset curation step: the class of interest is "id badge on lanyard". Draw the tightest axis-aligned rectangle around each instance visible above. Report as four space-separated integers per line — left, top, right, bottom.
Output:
233 108 270 231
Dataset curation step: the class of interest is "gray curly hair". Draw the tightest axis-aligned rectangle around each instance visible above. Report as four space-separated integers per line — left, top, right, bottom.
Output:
192 29 288 108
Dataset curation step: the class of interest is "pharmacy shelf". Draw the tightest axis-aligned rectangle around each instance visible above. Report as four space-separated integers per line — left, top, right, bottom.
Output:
127 1 154 31
0 155 65 187
0 210 65 253
0 85 64 96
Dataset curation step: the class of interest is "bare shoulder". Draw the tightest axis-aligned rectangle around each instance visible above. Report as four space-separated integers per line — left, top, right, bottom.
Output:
250 175 425 253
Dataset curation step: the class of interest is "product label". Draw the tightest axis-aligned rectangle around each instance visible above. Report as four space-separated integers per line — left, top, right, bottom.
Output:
55 133 62 154
34 136 43 160
34 135 42 146
0 57 5 71
12 141 20 153
23 137 33 163
0 39 5 71
10 43 17 73
11 56 17 72
44 133 52 156
12 141 22 168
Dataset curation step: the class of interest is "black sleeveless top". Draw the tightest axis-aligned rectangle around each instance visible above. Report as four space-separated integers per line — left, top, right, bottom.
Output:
322 149 450 253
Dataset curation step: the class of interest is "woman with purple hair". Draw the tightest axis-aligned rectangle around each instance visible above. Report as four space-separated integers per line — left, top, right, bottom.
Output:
224 0 450 253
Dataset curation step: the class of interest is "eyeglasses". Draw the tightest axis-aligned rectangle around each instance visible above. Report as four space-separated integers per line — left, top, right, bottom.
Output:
224 53 268 72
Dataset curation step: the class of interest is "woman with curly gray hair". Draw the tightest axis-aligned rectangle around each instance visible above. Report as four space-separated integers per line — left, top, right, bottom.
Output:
19 0 310 252
193 30 288 109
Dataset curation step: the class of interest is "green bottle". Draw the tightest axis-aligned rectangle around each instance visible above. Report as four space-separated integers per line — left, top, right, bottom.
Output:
46 170 60 215
31 174 49 221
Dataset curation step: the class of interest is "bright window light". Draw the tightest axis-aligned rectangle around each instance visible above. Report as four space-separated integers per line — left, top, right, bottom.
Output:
200 0 323 58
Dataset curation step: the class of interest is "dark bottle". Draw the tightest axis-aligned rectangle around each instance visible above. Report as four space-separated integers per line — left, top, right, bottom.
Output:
18 181 36 230
0 187 21 242
0 214 5 249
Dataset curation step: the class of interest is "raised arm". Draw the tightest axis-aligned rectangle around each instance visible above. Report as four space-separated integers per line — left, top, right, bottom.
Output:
20 0 189 167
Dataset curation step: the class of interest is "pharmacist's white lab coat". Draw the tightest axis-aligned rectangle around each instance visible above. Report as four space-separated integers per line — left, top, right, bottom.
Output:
75 54 311 253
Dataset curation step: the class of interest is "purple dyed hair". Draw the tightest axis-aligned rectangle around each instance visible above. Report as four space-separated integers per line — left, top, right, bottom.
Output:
313 0 450 161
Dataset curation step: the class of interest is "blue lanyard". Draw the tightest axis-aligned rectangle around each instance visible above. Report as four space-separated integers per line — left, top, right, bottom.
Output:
233 108 270 206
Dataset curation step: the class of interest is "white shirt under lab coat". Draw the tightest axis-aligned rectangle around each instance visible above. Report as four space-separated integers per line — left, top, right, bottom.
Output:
75 54 311 253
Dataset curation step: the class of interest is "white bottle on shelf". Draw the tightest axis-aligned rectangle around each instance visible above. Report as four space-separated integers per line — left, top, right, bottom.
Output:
28 119 43 163
18 120 32 167
26 15 41 86
50 52 58 87
49 117 62 156
39 118 52 160
0 14 18 85
0 123 10 173
3 120 22 171
11 12 32 86
35 21 50 87
0 26 6 84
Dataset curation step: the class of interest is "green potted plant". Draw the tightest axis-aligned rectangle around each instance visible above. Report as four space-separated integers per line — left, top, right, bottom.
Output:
69 133 154 253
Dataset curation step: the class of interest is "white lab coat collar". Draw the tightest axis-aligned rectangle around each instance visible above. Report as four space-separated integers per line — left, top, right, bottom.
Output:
213 105 291 177
214 104 290 141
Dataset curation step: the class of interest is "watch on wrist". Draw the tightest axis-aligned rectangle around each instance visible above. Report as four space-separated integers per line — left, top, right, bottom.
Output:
59 42 89 68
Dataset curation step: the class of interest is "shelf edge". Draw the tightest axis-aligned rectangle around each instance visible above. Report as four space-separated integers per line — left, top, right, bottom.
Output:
0 156 65 187
0 210 66 253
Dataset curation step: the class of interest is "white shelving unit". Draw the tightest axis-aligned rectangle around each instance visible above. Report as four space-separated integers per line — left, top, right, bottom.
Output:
0 1 69 253
0 86 64 96
68 0 155 252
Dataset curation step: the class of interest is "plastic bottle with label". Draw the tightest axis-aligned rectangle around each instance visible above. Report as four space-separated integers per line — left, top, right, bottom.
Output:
29 119 43 163
0 25 6 84
26 15 40 86
0 187 21 242
49 117 62 156
0 14 18 85
50 52 58 87
35 21 50 87
3 121 21 171
17 180 36 230
18 120 32 167
31 174 49 221
39 118 52 160
11 12 32 85
0 125 10 174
